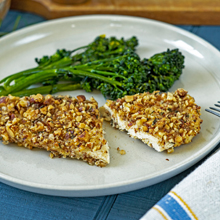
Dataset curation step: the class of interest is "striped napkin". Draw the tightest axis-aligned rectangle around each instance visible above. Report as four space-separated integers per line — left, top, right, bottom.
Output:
141 149 220 220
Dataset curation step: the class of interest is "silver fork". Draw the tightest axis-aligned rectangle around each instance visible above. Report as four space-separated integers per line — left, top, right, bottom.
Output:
205 102 220 117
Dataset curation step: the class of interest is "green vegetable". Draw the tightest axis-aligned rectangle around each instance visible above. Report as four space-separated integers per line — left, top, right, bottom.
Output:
11 83 81 97
0 35 184 99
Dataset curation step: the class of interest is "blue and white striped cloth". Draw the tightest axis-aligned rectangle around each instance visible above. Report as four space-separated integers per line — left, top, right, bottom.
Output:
141 149 220 220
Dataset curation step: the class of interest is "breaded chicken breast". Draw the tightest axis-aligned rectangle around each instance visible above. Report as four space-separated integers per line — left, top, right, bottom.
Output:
102 88 202 153
0 94 109 167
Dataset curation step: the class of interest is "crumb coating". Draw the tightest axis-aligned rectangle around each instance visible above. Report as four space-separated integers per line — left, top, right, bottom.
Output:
0 94 109 167
104 89 203 152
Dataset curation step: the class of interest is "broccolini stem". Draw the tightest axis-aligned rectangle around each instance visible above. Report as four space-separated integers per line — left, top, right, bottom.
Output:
1 57 73 88
100 48 124 55
65 68 123 87
11 83 82 97
0 86 5 94
14 76 26 84
71 45 88 53
11 85 54 97
1 69 59 96
50 83 82 93
73 55 128 67
42 57 72 69
87 69 127 80
1 68 40 85
0 55 126 88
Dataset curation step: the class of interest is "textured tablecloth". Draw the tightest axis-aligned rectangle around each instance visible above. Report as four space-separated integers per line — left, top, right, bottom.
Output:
0 10 220 220
141 149 220 220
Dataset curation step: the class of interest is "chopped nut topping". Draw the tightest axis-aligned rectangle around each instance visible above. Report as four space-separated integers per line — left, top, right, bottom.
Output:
0 94 109 167
124 95 134 102
104 88 202 152
119 150 126 155
117 147 126 155
167 148 174 154
77 95 86 102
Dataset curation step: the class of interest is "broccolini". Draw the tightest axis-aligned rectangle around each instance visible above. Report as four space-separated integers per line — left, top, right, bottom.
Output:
0 35 185 100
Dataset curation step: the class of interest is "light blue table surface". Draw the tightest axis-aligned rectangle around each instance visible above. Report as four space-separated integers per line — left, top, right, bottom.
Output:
0 10 220 220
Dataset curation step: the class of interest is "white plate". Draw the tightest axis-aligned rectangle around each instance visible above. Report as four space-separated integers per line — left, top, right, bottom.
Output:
0 15 220 197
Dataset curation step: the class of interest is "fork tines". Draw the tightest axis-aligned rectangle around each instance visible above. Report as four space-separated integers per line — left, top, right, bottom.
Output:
206 102 220 117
